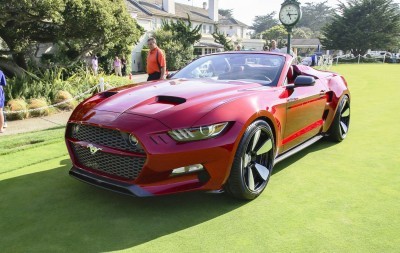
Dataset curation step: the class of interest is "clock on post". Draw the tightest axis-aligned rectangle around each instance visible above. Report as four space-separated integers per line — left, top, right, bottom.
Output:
279 0 302 54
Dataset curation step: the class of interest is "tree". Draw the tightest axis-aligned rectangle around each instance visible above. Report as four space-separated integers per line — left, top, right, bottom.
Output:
219 9 233 18
297 1 335 32
0 0 143 76
154 16 202 70
293 27 314 39
161 15 202 47
321 0 400 56
262 25 288 41
212 29 233 51
152 30 194 71
250 12 279 35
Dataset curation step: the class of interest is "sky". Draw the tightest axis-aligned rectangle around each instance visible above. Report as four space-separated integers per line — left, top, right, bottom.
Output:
175 0 400 26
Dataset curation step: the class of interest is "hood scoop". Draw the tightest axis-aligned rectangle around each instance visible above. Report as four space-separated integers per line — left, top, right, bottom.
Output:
100 91 118 98
127 95 186 115
156 95 186 105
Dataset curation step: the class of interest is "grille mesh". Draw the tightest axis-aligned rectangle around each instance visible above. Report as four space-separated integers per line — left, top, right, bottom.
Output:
69 123 144 153
72 144 145 180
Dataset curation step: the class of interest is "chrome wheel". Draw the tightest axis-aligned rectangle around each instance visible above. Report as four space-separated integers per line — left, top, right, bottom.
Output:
242 128 273 192
328 95 350 142
339 98 350 138
224 120 275 200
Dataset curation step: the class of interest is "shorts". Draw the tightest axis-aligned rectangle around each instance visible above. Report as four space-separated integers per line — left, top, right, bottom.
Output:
0 86 4 108
147 72 161 81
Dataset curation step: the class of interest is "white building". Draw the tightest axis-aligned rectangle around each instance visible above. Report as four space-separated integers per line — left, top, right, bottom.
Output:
125 0 264 72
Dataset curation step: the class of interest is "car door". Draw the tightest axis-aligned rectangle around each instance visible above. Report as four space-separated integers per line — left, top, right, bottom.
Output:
282 78 328 152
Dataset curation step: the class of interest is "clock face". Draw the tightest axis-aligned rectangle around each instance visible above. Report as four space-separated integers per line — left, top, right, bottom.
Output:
279 4 301 26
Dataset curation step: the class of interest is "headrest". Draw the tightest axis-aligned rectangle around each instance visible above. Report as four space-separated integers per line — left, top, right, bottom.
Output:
287 66 294 83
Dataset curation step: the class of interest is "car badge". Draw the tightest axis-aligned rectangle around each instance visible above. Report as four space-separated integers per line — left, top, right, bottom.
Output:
87 144 102 155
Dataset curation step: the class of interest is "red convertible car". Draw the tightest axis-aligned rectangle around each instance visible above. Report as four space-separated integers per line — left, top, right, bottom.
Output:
65 52 350 200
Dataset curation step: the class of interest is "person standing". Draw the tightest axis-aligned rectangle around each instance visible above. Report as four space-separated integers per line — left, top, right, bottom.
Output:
0 69 6 133
113 56 122 76
91 55 98 75
269 40 281 53
121 56 127 76
146 37 166 81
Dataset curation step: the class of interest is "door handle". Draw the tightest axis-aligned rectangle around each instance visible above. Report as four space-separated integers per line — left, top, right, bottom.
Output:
319 90 326 96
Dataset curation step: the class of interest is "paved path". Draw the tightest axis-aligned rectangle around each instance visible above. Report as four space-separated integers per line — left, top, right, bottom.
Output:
1 73 149 136
1 111 72 136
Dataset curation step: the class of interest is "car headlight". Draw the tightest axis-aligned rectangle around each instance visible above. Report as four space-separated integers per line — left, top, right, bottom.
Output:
168 122 229 142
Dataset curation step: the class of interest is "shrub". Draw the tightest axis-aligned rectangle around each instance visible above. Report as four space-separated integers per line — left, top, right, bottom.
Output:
28 98 50 117
6 99 29 120
141 49 150 72
163 42 194 71
53 90 75 110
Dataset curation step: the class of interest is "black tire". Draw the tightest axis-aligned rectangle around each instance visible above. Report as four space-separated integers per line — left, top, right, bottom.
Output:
224 120 275 200
328 95 350 142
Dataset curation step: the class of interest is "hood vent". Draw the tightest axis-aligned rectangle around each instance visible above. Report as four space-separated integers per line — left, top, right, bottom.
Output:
156 96 186 105
100 91 118 98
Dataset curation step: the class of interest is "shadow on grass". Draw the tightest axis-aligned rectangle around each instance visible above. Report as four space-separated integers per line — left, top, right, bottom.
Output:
273 139 337 175
0 159 245 252
0 139 338 252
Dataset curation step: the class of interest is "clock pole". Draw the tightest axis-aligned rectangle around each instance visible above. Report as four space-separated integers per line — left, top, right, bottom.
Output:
279 0 302 55
287 26 292 55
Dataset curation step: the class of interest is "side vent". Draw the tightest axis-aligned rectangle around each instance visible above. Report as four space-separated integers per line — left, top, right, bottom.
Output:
156 96 186 105
322 109 330 120
326 91 334 102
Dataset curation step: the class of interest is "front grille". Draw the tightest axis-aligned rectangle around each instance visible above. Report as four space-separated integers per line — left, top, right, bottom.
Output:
72 144 145 180
69 123 144 153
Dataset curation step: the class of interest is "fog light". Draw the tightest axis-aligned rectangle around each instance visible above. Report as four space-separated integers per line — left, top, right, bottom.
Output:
72 124 80 135
172 164 204 175
128 134 139 146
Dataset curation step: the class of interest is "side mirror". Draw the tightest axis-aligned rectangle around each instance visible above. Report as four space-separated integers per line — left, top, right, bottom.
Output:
294 75 316 87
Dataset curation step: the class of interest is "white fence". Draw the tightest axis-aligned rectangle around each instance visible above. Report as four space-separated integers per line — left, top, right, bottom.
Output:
4 78 110 115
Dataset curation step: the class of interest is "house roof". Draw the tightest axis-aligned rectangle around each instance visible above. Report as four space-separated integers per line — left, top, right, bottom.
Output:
195 40 224 48
292 39 322 46
126 0 248 26
126 0 219 23
219 17 248 27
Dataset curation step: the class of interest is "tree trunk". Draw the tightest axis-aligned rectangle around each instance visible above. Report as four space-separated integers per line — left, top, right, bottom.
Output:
13 52 28 70
0 57 25 78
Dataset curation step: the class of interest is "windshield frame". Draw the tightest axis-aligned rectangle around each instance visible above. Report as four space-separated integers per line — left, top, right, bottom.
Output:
171 52 286 86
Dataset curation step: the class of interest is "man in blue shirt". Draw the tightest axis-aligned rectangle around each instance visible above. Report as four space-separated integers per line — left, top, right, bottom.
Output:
0 69 6 133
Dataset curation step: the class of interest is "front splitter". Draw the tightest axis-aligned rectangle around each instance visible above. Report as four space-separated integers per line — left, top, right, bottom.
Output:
69 166 153 197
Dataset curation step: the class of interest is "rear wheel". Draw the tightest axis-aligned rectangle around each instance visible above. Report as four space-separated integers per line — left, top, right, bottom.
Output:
224 120 275 200
328 95 350 142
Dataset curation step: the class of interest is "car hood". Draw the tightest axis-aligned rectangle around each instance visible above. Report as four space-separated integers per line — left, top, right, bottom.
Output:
87 78 261 128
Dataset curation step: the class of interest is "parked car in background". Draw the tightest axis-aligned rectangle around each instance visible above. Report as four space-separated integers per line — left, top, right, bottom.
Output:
365 51 392 58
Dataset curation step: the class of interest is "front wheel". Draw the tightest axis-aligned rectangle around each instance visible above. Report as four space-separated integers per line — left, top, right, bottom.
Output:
224 120 275 200
328 95 350 142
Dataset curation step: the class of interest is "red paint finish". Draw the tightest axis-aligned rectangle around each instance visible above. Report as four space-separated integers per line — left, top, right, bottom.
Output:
65 52 350 197
282 119 324 145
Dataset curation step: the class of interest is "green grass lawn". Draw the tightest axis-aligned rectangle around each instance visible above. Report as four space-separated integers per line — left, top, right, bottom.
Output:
1 64 399 252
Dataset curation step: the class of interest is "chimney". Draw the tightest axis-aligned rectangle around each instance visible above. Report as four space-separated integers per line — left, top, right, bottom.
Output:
208 0 218 22
203 2 207 10
163 0 175 14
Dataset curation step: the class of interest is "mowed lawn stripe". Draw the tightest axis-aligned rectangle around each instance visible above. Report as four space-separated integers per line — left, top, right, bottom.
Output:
0 141 68 174
0 64 399 252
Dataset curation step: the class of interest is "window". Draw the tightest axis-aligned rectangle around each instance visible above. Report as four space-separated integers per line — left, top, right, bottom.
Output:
194 48 202 56
230 26 233 29
203 24 206 33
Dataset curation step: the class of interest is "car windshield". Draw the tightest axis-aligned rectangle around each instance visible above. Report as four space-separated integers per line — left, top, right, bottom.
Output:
172 53 285 86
